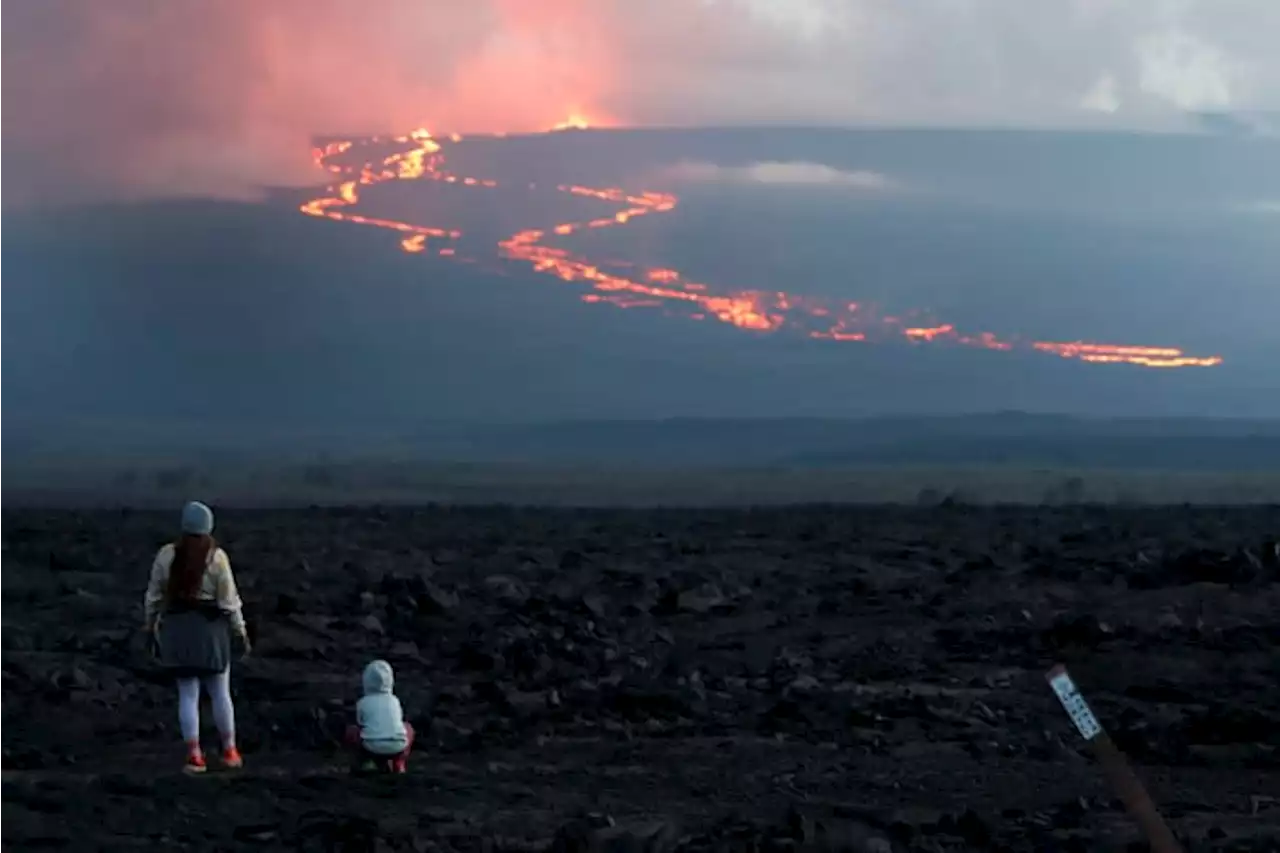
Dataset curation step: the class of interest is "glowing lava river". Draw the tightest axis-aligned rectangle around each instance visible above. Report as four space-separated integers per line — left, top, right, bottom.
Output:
300 126 1223 369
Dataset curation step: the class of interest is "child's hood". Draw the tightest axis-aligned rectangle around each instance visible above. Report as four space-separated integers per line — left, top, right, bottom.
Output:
362 660 395 695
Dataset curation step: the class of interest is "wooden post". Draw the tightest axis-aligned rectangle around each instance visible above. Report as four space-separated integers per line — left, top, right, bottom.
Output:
1046 664 1184 853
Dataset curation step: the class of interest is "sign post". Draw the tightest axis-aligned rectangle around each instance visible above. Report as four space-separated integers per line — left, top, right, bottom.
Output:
1046 664 1184 853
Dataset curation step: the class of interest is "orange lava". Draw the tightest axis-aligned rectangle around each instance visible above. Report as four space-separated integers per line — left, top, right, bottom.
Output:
298 124 1223 369
551 113 594 131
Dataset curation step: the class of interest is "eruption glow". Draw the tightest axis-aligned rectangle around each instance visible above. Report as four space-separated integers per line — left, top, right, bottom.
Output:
300 122 1223 369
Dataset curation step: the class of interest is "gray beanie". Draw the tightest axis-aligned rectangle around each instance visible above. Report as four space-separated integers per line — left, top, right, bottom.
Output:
180 500 215 535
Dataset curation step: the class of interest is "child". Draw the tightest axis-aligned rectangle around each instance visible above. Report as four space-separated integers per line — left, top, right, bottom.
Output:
345 660 414 773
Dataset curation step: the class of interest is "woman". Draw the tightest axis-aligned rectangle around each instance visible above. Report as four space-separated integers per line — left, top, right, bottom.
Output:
143 500 251 773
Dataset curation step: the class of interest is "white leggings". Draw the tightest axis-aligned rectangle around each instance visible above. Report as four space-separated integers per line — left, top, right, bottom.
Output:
176 668 236 747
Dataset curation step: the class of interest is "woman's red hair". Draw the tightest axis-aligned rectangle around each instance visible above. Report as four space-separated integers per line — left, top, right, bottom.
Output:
165 533 217 603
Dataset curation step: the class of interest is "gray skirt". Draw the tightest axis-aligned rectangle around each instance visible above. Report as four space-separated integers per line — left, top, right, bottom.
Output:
157 607 232 678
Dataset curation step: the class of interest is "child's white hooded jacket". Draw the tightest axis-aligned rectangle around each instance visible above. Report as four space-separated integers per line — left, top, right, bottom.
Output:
357 660 409 755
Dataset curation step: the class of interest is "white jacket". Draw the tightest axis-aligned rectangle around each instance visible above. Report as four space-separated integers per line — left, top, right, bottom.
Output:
144 543 246 635
357 660 409 755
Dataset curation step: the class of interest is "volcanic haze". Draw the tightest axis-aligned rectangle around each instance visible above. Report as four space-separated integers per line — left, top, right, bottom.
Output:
5 0 1280 205
2 0 618 205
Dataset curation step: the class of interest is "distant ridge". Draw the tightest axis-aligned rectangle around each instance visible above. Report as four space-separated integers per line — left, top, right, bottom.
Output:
6 412 1279 472
408 412 1280 470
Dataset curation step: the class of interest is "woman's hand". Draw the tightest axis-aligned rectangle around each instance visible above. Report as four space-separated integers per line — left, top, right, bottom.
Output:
139 623 160 658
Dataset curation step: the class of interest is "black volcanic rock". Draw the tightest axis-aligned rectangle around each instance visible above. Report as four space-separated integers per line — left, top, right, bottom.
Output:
2 504 1279 851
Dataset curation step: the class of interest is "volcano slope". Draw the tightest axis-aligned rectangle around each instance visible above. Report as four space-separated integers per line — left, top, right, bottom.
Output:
3 504 1279 852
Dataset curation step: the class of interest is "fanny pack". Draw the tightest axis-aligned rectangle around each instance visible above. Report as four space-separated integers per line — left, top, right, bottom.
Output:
164 600 231 621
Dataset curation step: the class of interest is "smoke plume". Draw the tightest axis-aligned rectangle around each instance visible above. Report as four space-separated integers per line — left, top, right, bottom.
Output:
2 0 620 206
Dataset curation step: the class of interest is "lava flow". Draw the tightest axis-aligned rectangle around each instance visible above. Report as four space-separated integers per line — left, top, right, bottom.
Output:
299 126 1223 369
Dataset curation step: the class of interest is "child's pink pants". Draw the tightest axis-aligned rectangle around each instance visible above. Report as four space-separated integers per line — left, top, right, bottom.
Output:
343 722 414 768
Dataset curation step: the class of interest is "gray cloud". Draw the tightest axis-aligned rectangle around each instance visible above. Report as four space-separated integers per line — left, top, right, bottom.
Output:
616 0 1280 127
4 0 1277 206
663 160 903 192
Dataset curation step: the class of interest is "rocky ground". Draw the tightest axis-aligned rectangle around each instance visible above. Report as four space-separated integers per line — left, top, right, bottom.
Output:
2 505 1278 852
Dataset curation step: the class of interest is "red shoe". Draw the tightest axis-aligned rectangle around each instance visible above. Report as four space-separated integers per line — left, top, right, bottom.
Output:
183 745 207 775
392 757 407 774
221 745 244 769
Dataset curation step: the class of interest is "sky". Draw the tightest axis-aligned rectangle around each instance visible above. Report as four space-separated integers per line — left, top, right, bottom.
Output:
4 0 1279 207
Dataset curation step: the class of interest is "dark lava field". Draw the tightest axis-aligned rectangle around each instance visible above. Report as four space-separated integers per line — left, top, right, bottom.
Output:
3 505 1278 852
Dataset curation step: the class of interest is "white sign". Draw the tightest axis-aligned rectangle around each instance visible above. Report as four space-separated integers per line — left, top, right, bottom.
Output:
1049 670 1104 741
